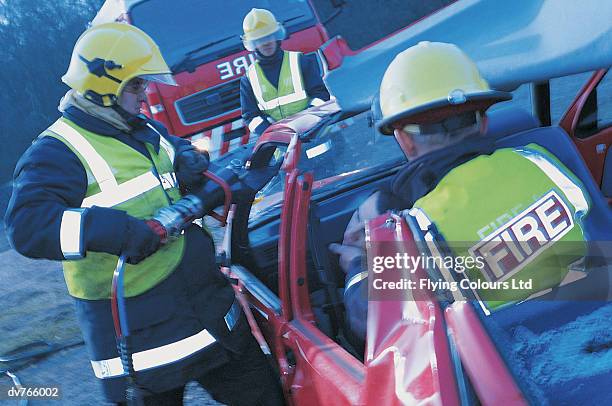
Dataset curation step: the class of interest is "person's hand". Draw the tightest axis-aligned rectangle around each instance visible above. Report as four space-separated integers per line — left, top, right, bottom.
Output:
175 143 210 188
329 243 363 273
342 208 366 248
342 192 383 248
121 216 162 264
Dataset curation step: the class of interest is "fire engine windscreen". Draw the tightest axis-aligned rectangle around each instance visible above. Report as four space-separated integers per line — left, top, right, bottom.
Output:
139 73 178 86
129 0 315 70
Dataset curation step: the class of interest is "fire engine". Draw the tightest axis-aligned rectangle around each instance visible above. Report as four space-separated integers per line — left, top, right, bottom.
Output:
91 0 331 158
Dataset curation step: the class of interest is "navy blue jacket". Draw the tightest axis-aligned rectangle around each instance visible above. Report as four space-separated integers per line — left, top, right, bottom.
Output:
240 47 330 136
4 107 192 260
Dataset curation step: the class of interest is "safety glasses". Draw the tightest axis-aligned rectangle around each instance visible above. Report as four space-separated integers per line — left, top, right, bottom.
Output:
123 73 177 95
122 78 149 94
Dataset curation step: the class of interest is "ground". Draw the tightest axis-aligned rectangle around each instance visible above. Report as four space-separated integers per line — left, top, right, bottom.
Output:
0 217 224 405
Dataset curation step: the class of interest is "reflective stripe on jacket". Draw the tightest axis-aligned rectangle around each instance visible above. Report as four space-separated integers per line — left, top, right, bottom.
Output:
73 226 247 401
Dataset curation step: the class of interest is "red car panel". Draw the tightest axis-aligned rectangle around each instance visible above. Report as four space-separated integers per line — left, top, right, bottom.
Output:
365 213 460 406
560 69 611 188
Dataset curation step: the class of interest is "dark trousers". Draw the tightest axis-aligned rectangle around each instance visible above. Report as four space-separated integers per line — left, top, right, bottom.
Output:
116 337 284 406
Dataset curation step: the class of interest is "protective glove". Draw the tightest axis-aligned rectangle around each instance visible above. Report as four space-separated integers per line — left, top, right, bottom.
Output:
121 216 162 264
82 207 159 263
175 143 210 189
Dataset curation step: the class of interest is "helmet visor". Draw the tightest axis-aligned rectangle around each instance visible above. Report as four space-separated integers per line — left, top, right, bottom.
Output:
139 73 177 87
243 26 286 51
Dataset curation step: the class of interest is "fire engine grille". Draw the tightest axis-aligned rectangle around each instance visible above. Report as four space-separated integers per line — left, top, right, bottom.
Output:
175 79 241 125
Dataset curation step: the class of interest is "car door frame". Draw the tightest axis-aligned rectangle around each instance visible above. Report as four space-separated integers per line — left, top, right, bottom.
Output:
559 68 611 188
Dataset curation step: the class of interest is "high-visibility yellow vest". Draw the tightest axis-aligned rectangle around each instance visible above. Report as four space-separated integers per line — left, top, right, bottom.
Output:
43 118 185 299
247 51 310 121
411 144 590 310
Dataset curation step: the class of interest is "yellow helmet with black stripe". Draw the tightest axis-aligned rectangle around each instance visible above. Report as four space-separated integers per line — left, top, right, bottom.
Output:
62 22 176 107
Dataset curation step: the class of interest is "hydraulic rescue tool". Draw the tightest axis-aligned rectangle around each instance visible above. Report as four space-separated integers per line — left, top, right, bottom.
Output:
111 169 233 405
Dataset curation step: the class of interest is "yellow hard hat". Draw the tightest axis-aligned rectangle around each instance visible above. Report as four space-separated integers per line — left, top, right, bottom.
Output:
377 41 511 135
62 22 176 107
242 8 286 51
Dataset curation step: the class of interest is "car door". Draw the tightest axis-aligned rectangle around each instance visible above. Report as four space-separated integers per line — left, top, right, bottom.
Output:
279 170 366 406
240 132 366 405
559 69 612 196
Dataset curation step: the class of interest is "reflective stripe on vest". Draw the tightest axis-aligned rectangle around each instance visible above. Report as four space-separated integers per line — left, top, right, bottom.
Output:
248 116 265 132
247 51 309 118
48 120 177 208
408 206 469 304
344 271 368 299
91 328 216 379
49 120 117 191
515 147 589 215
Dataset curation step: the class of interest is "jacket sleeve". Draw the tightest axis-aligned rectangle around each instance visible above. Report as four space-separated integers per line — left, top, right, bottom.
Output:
343 256 368 343
240 75 272 136
4 137 131 260
301 53 331 106
145 120 205 190
166 134 190 150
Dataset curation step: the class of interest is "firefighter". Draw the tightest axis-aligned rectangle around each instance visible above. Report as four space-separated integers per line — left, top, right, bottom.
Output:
239 8 330 138
4 23 283 405
330 41 593 345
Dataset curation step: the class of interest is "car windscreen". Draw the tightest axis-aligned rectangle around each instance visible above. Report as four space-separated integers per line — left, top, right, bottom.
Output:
130 0 315 69
249 109 406 221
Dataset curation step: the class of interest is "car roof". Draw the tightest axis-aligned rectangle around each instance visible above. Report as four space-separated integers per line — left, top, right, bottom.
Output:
325 0 612 113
